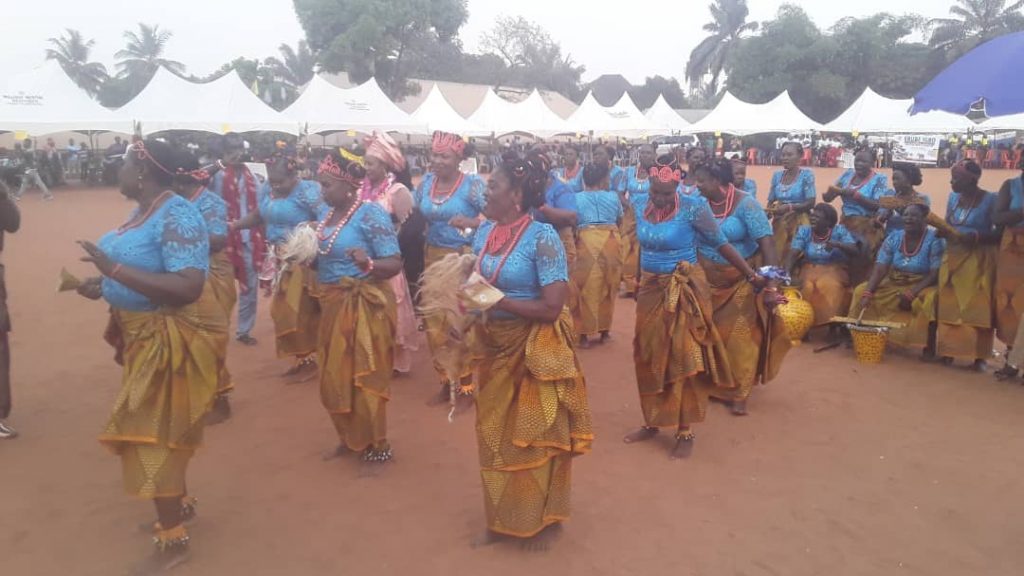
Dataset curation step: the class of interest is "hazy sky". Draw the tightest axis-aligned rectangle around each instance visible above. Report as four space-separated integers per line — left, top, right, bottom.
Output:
4 0 952 84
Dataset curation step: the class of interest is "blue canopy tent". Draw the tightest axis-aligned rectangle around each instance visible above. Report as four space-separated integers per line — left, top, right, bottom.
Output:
911 31 1024 118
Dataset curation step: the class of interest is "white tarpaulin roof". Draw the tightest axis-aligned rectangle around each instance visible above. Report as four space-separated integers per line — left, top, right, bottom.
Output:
0 62 131 134
467 89 572 137
644 95 692 135
979 112 1024 130
411 84 489 136
568 92 658 138
119 68 299 135
284 76 426 135
823 88 975 134
687 91 822 135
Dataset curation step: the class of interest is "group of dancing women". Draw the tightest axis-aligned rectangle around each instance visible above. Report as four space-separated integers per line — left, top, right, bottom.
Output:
75 130 1023 568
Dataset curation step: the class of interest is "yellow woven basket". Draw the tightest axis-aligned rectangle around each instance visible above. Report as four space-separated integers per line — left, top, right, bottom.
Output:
847 324 889 364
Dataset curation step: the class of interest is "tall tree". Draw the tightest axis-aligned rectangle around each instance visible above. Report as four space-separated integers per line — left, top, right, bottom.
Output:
293 0 468 100
686 0 758 95
479 16 585 100
265 40 318 88
115 24 185 80
929 0 1024 59
45 29 108 97
628 76 690 110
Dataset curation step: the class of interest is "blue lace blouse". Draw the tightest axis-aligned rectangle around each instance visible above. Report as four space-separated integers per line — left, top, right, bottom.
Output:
791 224 858 265
699 194 772 264
742 178 757 199
534 179 578 226
576 190 624 227
768 169 816 206
834 170 888 218
99 194 210 311
876 229 945 275
625 166 651 198
190 188 228 238
260 179 323 245
945 191 997 235
414 172 487 249
472 220 568 318
634 192 727 273
316 203 400 284
552 167 583 193
878 190 931 235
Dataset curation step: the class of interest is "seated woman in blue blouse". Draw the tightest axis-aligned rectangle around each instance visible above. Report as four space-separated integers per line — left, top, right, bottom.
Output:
232 155 324 379
313 151 403 466
625 154 775 459
76 139 216 567
823 148 889 286
461 153 592 549
785 203 860 332
852 203 944 355
695 158 790 417
767 142 817 263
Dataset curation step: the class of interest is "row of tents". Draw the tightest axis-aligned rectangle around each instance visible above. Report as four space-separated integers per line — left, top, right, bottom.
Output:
1 62 1021 139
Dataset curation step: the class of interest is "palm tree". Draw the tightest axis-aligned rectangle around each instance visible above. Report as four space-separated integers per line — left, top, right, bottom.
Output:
114 23 186 81
264 41 317 88
45 29 108 96
929 0 1024 58
686 0 758 95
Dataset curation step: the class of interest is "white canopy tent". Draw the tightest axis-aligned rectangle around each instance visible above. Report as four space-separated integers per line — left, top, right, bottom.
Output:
284 76 426 135
823 88 975 134
644 95 692 135
687 91 822 135
467 89 573 137
411 84 489 136
980 113 1024 130
567 92 658 138
0 62 131 135
119 68 299 135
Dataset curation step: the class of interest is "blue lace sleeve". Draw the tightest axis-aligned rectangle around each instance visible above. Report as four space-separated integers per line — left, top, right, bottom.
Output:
414 174 430 206
791 225 811 253
767 172 781 204
691 198 728 248
834 225 858 246
929 236 946 270
876 233 898 265
534 224 568 286
472 221 492 255
359 204 400 259
869 175 889 200
298 180 324 219
739 197 772 240
468 175 488 212
162 198 210 273
802 170 817 201
203 192 228 237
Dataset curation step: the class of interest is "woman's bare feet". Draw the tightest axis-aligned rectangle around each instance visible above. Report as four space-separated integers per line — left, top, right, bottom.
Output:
205 395 231 426
970 359 988 373
995 365 1020 381
521 523 562 552
322 444 351 461
623 426 659 444
286 359 318 384
578 335 591 349
671 431 695 459
471 530 510 549
730 399 748 416
599 331 611 344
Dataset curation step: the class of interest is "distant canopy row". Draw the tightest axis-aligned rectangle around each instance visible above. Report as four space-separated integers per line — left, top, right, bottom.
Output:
2 62 1022 139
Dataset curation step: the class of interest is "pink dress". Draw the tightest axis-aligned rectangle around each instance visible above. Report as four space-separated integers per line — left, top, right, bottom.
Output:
371 179 418 373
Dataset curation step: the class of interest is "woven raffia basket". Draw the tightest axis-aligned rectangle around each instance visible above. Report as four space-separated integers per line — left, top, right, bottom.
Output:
776 287 815 345
847 324 889 364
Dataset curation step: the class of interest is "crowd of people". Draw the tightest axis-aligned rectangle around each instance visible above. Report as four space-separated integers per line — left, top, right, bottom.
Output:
0 126 1022 572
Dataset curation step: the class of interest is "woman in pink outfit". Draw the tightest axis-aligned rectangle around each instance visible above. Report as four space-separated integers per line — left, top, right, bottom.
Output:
361 132 419 374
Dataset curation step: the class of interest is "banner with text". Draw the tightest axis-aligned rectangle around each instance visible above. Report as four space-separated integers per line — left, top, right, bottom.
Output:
891 134 941 165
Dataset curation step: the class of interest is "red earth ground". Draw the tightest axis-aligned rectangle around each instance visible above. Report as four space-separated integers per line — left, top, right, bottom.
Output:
1 166 1023 576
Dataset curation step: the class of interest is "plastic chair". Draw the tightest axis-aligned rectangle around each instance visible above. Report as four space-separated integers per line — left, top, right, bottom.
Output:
1004 149 1023 170
747 148 758 166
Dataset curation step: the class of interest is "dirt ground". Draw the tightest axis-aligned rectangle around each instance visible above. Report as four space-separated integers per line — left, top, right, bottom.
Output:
2 167 1023 576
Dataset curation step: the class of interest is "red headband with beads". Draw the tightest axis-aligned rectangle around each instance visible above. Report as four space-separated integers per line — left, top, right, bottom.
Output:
649 165 683 184
318 155 362 187
128 140 174 176
432 131 466 157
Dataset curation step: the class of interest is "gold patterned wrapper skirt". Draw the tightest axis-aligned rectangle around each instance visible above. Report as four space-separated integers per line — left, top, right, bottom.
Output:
700 258 791 402
937 243 997 361
317 278 396 452
558 226 579 332
619 205 639 294
470 309 593 538
423 244 473 383
995 229 1024 345
271 261 321 359
208 251 237 394
633 263 733 430
798 262 852 327
99 289 226 498
573 225 622 337
842 215 886 286
772 210 810 264
850 271 937 351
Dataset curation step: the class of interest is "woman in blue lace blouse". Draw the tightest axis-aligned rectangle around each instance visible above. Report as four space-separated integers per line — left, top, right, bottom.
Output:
415 131 487 399
314 151 402 465
824 148 889 285
625 155 776 459
768 142 817 263
993 157 1024 377
786 203 860 330
554 145 584 192
852 203 944 354
232 156 324 379
695 158 791 416
876 162 930 235
76 139 216 567
462 153 592 549
731 158 757 199
620 144 656 297
573 162 624 348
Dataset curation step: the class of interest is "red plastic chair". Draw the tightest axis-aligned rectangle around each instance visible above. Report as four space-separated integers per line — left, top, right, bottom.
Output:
1004 149 1023 169
746 147 758 166
964 148 979 162
983 149 1000 168
801 149 812 166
